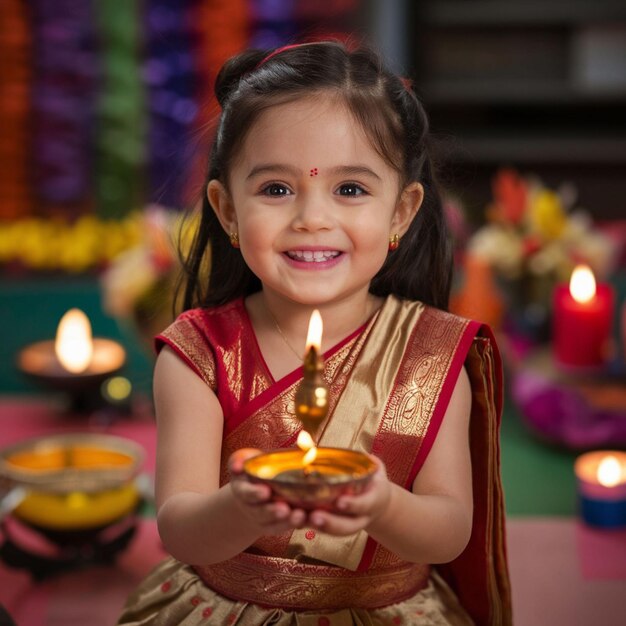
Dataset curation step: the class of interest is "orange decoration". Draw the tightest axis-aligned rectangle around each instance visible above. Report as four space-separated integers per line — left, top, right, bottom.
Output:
487 168 528 225
0 0 32 218
450 253 504 330
186 0 250 197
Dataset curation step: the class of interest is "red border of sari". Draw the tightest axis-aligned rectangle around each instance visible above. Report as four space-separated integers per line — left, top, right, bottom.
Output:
224 317 368 437
358 318 482 572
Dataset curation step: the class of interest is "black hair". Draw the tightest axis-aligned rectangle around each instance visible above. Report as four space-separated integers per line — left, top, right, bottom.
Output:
180 40 452 311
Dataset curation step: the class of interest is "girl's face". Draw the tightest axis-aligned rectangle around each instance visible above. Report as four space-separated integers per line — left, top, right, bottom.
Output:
209 96 421 310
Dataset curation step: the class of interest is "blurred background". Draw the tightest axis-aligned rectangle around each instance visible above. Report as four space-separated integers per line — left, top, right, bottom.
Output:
1 1 626 624
2 0 625 391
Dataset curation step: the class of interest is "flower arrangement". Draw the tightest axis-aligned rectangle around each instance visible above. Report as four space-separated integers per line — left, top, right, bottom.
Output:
467 169 615 284
457 168 618 340
0 213 143 273
100 205 199 343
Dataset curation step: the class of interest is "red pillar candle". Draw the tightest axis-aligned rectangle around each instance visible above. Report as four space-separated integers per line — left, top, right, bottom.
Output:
552 265 614 368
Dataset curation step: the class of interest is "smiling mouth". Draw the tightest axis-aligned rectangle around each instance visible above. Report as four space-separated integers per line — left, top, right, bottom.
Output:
285 250 342 263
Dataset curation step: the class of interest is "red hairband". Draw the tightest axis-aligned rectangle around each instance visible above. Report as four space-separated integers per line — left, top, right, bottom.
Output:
401 77 413 91
255 43 316 70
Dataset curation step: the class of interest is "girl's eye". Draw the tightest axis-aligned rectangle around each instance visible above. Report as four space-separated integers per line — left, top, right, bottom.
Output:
337 183 366 197
261 183 291 197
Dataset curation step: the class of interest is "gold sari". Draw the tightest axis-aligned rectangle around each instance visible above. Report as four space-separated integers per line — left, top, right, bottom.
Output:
117 296 511 625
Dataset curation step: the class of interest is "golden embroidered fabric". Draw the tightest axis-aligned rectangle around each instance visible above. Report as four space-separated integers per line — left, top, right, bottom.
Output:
119 296 509 625
118 557 473 625
195 552 429 610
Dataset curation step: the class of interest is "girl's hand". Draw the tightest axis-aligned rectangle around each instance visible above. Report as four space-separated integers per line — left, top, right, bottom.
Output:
307 457 392 536
228 448 307 535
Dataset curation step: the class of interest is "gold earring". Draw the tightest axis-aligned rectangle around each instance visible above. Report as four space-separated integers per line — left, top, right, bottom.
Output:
388 234 400 251
229 232 240 248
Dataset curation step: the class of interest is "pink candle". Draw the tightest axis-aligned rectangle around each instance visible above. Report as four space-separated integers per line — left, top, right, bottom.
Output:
552 265 614 368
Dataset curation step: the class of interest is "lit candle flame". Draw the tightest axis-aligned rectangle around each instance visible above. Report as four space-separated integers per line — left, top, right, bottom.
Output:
597 455 623 488
306 309 323 351
569 265 596 304
297 430 318 466
54 308 93 373
303 447 317 466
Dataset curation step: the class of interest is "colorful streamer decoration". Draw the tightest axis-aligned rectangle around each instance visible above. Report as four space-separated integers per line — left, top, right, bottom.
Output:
144 0 199 209
249 0 297 49
30 0 98 218
93 0 145 219
0 0 362 237
0 0 32 219
187 0 250 200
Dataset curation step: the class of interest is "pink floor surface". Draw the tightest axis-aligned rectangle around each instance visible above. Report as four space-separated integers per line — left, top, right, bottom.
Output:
1 517 624 626
1 399 625 624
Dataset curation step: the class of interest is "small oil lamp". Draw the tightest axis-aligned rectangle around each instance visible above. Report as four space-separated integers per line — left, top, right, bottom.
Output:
575 450 626 528
243 310 377 509
17 308 127 413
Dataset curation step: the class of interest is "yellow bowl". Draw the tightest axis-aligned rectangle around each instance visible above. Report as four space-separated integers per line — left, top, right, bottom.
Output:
12 484 140 530
243 447 377 510
0 433 144 530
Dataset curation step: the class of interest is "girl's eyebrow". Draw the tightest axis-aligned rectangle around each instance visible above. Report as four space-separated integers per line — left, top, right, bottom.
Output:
246 163 381 180
246 163 298 180
329 165 381 181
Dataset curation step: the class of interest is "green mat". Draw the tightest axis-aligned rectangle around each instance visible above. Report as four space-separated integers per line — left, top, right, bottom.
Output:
501 398 578 516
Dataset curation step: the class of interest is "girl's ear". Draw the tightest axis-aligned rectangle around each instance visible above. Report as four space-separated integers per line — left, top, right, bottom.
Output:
207 179 237 234
392 182 424 236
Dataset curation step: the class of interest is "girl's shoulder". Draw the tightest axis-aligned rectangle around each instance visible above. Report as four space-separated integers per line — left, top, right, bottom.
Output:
175 297 246 325
154 298 249 389
157 298 247 350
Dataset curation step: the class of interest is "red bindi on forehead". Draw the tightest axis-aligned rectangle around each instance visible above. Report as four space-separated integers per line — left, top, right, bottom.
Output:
310 168 318 176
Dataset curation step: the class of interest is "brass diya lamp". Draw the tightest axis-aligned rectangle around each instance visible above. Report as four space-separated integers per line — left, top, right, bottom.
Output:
17 308 128 413
0 433 144 531
244 310 377 510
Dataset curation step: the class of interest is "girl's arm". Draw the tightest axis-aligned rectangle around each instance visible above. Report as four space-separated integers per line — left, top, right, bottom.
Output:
154 346 305 565
308 366 473 564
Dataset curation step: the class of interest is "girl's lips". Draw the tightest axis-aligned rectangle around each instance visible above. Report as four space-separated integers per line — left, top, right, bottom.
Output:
282 250 344 269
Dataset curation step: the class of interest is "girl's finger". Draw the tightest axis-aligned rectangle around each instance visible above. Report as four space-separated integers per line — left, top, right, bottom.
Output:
228 448 263 474
290 508 307 528
309 511 370 536
334 468 389 516
257 502 303 528
232 480 272 504
334 490 376 516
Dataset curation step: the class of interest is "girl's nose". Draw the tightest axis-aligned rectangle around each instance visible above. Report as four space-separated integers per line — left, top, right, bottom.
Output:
291 191 333 231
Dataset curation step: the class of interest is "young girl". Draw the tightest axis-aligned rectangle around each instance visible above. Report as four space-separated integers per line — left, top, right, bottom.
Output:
118 41 511 626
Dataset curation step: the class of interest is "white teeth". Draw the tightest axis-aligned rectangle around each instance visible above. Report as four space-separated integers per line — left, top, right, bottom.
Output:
286 250 340 262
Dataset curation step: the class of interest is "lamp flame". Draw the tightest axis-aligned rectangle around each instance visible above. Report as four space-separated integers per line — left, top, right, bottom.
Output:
597 455 623 488
569 265 596 304
55 308 93 373
297 430 318 466
306 310 323 351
